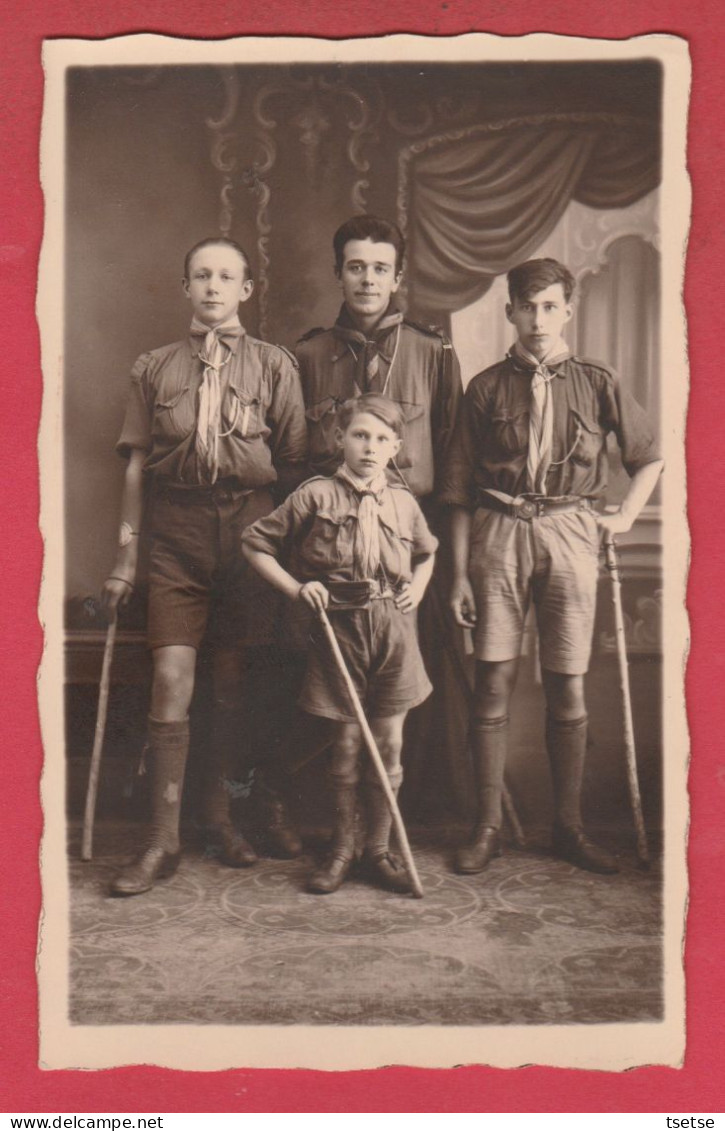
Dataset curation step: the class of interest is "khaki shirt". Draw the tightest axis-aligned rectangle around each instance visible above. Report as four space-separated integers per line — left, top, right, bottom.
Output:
295 316 462 499
117 330 307 488
242 476 438 586
439 353 661 509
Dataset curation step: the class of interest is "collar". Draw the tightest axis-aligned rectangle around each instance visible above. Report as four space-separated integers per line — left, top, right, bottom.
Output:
335 463 389 500
509 338 570 375
189 315 245 358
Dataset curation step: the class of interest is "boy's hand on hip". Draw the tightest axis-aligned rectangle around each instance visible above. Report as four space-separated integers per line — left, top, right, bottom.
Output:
394 580 425 614
299 581 330 612
596 510 634 536
450 577 477 628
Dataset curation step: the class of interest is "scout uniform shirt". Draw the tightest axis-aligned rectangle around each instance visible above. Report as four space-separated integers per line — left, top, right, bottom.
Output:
295 304 462 499
117 323 307 487
438 350 661 510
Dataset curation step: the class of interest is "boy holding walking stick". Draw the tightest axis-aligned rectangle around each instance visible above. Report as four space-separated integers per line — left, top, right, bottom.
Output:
243 393 437 895
440 257 663 876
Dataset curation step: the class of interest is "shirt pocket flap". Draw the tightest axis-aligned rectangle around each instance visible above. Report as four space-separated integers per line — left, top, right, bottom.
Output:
304 396 340 424
155 386 190 410
398 400 425 424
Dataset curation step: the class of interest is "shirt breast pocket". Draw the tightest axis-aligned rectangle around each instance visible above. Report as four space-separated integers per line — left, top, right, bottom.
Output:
568 410 603 467
226 388 262 439
306 509 349 570
154 386 194 438
490 409 529 456
304 396 342 460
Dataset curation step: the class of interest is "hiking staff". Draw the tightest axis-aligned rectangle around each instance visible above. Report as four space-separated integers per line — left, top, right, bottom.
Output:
81 611 118 861
603 534 650 868
317 606 424 898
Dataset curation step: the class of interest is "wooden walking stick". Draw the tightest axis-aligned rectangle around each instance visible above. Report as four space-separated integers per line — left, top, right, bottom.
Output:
81 611 118 861
603 534 650 868
317 607 424 898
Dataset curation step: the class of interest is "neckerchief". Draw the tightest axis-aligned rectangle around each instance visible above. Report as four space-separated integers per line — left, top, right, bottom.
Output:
511 338 570 495
335 462 388 579
333 303 404 394
189 315 243 483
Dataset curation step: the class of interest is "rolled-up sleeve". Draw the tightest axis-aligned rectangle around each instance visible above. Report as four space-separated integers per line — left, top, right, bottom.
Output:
410 500 439 559
602 371 661 476
267 351 308 470
241 491 306 559
115 354 153 459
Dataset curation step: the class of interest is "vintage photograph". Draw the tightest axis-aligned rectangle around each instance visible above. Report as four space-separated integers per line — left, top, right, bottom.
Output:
37 34 689 1070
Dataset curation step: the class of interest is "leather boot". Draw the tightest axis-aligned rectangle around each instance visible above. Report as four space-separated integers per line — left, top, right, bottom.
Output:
454 715 508 875
254 780 303 859
307 770 358 895
201 703 257 868
111 717 188 897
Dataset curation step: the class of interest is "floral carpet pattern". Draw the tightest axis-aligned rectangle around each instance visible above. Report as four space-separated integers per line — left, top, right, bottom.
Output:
69 822 663 1026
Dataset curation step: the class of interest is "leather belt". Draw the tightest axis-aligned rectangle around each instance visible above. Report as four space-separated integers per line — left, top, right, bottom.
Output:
479 489 593 522
156 479 253 505
326 579 398 610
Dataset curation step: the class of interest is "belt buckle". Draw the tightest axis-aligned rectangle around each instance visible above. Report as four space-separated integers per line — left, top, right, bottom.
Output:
517 499 536 521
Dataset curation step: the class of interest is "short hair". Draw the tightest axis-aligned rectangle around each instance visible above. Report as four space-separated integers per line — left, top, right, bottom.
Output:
337 394 405 438
333 215 406 276
507 258 576 304
183 237 253 282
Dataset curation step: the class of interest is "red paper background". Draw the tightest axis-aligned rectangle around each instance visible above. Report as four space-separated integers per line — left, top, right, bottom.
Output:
2 0 722 1114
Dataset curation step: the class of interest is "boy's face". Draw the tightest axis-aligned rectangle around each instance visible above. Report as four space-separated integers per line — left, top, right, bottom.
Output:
183 244 253 327
506 282 573 360
337 238 402 327
337 411 401 481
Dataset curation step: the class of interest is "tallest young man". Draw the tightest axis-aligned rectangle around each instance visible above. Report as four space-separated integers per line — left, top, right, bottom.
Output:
295 215 462 505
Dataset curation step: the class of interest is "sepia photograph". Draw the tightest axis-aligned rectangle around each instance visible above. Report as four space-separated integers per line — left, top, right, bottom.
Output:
37 32 690 1072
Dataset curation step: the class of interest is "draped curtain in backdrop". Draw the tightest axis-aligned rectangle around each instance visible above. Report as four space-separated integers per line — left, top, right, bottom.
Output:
403 114 661 318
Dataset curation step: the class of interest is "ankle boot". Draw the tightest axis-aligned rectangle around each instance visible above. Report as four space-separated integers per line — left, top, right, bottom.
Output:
111 717 189 897
254 779 302 859
454 715 508 874
307 770 358 895
362 770 411 894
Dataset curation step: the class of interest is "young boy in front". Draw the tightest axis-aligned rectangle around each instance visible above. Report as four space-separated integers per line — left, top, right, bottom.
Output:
440 258 663 876
243 394 437 895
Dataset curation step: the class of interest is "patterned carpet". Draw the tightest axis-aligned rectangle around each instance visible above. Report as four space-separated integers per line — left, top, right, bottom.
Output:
68 822 663 1026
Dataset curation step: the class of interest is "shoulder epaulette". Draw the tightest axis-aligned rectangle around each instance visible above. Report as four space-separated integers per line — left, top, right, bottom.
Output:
570 355 615 376
297 326 327 344
403 318 450 344
296 474 333 491
276 343 300 368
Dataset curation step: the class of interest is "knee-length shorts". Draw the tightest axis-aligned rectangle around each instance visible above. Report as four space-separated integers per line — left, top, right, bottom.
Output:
468 507 601 675
300 600 432 723
147 483 278 651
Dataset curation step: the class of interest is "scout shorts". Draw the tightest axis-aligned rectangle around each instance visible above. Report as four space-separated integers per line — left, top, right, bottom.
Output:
468 507 601 675
147 483 278 651
300 599 432 722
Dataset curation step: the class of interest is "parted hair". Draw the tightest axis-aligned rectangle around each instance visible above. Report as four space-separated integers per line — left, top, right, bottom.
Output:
507 258 576 304
183 237 253 283
333 215 406 275
337 393 405 438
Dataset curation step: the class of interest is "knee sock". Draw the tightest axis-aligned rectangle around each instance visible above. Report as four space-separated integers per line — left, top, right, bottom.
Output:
328 768 360 860
147 716 189 853
364 768 404 858
471 715 509 831
201 704 251 830
546 713 588 829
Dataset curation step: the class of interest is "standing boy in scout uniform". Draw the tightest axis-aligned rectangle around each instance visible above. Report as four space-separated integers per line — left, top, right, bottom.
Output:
441 258 663 876
295 214 462 504
102 237 307 895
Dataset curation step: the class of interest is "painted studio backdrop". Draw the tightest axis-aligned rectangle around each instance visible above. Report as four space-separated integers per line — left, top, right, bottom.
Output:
64 60 663 854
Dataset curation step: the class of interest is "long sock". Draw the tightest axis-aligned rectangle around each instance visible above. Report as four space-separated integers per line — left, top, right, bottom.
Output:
471 715 509 830
147 716 189 853
546 713 588 829
201 704 251 829
364 768 403 858
328 768 359 860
